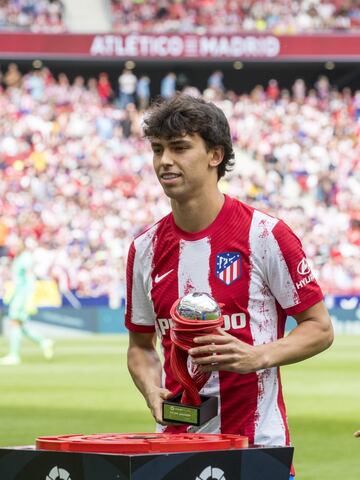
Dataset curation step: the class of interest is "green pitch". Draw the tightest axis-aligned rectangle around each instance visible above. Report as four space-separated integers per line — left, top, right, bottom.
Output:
0 334 359 479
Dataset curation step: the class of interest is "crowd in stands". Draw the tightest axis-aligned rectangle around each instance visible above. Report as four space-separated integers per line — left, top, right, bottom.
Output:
111 0 360 35
1 0 359 35
0 0 65 32
0 63 359 306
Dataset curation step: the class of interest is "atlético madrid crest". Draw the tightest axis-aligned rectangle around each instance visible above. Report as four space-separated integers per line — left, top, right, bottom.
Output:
216 252 242 286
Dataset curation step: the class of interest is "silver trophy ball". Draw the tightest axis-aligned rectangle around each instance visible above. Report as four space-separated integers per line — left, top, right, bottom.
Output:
176 292 221 321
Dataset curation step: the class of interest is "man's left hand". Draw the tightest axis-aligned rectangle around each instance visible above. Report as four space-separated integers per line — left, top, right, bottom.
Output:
188 328 264 374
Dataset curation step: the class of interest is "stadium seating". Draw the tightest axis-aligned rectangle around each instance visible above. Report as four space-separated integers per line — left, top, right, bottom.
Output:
0 65 359 299
1 0 359 35
0 0 65 32
110 0 360 35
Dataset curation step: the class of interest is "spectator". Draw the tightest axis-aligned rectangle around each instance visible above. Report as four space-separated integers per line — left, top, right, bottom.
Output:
118 68 137 109
292 78 306 103
175 72 188 91
97 72 113 104
315 75 331 100
136 75 150 110
266 79 280 101
24 68 45 101
4 62 22 88
160 72 176 99
207 70 225 93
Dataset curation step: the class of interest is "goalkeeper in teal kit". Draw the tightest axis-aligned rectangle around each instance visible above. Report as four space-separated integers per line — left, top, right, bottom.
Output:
0 240 54 365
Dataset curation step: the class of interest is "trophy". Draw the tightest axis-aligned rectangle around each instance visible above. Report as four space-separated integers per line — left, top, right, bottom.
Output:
162 292 224 426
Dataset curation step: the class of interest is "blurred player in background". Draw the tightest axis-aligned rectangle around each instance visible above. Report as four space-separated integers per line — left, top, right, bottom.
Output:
125 94 334 479
0 239 54 365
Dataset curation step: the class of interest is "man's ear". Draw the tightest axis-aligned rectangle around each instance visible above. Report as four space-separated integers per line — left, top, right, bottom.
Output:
209 146 225 168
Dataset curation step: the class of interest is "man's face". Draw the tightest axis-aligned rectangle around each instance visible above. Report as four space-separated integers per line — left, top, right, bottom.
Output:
150 133 220 202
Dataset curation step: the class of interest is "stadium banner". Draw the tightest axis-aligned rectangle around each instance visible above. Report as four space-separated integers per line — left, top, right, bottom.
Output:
0 295 359 334
0 33 360 60
32 306 126 333
285 294 360 334
3 280 61 309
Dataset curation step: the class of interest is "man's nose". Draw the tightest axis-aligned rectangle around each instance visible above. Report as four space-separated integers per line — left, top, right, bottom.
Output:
160 148 174 165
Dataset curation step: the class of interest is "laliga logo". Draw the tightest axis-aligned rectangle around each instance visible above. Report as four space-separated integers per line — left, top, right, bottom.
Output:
46 466 72 480
297 258 311 276
196 465 226 480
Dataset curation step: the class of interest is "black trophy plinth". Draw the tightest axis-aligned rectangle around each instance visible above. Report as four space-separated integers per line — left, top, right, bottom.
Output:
162 393 218 426
0 444 293 480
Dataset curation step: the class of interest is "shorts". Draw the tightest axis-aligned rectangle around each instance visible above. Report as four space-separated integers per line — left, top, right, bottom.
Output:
7 291 36 322
8 299 30 322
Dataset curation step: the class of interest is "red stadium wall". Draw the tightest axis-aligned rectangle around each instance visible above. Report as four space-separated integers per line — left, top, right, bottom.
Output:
1 32 360 61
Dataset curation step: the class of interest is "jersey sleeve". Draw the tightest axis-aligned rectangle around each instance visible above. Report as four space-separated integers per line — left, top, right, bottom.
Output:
266 220 324 316
125 241 156 333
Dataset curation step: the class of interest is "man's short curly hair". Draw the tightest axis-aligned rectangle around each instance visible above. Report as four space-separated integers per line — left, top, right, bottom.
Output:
143 94 235 179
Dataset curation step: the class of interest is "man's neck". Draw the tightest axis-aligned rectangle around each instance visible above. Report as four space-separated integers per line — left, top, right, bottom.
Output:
171 190 225 233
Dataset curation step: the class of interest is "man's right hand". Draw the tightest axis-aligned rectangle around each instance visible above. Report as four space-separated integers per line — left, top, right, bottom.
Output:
146 387 173 425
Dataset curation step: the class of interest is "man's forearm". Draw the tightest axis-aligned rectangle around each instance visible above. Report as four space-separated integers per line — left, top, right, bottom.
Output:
127 332 172 424
257 315 334 370
127 344 163 402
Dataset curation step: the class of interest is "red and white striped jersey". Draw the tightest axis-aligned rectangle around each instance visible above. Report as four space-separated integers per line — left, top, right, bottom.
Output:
125 195 323 445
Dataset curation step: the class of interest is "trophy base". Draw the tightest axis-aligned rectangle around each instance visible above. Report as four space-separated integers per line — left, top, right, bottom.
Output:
162 394 218 426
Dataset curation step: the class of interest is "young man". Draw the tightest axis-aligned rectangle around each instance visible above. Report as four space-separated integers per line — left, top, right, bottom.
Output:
125 94 333 477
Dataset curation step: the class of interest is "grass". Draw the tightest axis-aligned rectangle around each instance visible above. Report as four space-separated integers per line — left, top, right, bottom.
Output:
0 334 359 479
282 334 360 479
0 336 154 445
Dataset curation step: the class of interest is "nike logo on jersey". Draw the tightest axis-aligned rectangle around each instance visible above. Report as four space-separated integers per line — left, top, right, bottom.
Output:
154 269 174 283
